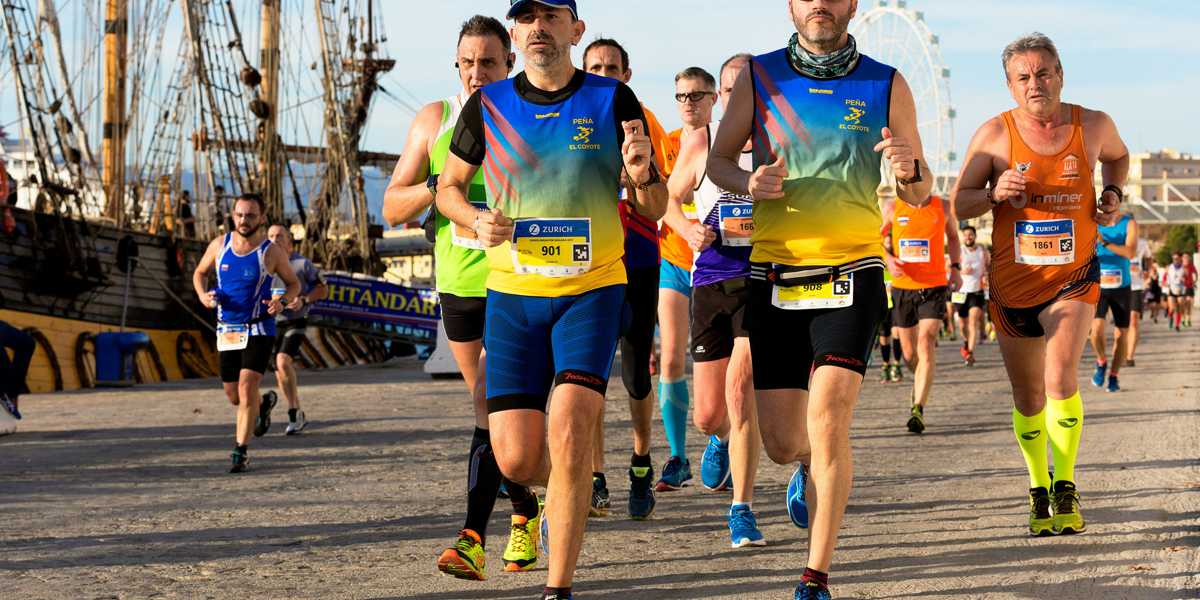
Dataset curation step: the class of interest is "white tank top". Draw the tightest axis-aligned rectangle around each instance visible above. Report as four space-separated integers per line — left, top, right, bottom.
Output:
1130 238 1149 291
694 121 755 231
959 244 986 293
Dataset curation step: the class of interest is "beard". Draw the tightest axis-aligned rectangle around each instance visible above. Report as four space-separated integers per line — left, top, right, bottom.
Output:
797 12 850 48
524 35 566 69
236 222 261 238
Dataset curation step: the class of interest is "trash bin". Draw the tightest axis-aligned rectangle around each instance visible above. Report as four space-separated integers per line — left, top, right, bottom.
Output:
94 332 151 387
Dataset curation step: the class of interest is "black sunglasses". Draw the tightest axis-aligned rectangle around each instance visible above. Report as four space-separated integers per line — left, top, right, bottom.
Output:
674 91 715 103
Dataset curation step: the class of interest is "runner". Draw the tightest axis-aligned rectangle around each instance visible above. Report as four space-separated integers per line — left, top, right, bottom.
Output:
1147 262 1163 324
581 36 672 520
1124 237 1149 366
881 232 904 384
0 319 34 419
266 225 328 434
707 2 930 596
655 66 717 492
1164 253 1186 331
435 2 666 597
1182 252 1197 327
191 193 300 473
885 191 961 434
664 52 767 548
381 15 541 581
955 225 990 366
953 33 1129 537
1089 210 1138 392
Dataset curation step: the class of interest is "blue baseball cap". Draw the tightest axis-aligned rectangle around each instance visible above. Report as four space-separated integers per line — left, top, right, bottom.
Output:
507 0 578 20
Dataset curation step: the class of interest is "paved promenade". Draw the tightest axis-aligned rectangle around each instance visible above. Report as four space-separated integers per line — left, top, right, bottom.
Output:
2 324 1197 599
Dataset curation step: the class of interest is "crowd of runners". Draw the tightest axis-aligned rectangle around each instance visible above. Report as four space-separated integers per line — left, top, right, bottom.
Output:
180 1 1200 599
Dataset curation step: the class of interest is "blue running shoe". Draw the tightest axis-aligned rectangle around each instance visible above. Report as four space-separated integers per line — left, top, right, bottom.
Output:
728 504 766 548
628 464 656 520
1090 362 1107 388
701 435 731 491
655 456 693 492
787 464 809 529
1106 374 1120 393
794 582 832 600
539 502 550 559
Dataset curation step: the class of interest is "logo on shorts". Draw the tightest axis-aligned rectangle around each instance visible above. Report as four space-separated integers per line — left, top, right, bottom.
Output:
529 223 541 236
1020 430 1042 441
695 345 706 354
1060 154 1079 179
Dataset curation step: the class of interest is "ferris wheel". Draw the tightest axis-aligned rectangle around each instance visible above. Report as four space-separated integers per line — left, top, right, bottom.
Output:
850 1 956 196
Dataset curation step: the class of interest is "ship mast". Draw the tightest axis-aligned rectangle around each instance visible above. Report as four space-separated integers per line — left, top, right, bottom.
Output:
257 0 283 223
102 0 128 226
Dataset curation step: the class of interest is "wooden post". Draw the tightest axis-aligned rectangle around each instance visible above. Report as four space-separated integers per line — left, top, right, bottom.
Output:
258 0 283 223
102 0 128 226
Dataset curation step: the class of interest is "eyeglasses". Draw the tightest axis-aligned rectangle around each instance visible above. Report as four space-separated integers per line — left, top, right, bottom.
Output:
674 91 715 104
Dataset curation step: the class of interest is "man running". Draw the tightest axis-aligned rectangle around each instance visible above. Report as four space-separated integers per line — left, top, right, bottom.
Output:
953 32 1129 537
192 193 300 473
708 2 930 596
1182 252 1197 327
381 15 541 580
885 191 961 433
665 52 767 548
266 225 327 434
581 36 671 520
435 2 665 597
655 66 718 492
1124 236 1149 366
1089 210 1137 392
955 225 990 366
1164 252 1186 331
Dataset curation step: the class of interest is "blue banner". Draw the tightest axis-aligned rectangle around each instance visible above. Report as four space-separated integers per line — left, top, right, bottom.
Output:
310 272 440 342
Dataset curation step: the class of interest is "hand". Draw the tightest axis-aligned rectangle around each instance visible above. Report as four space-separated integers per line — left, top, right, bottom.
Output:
201 290 219 309
264 297 285 315
873 127 916 181
749 154 787 200
993 169 1027 203
886 254 907 279
1098 188 1121 215
948 269 963 292
286 296 305 311
474 208 514 248
685 222 716 253
621 120 652 185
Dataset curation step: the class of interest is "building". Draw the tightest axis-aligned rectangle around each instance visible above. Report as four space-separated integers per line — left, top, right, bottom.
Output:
1128 149 1200 203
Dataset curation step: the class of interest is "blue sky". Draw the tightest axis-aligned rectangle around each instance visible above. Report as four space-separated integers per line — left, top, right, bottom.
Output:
368 0 1200 168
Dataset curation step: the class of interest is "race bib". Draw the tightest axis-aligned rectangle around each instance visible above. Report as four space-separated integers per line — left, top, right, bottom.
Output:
898 239 931 263
452 202 490 250
771 273 854 310
511 218 591 277
217 323 249 352
718 204 754 247
1100 269 1124 289
1014 219 1075 266
951 291 968 304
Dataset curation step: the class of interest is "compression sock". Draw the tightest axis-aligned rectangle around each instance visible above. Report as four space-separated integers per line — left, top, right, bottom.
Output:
891 338 902 361
1045 391 1084 484
1013 407 1052 489
658 379 690 458
287 408 298 422
507 479 539 520
463 427 502 546
880 339 892 363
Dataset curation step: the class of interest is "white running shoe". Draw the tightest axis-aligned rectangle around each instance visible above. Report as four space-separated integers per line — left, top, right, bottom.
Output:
285 411 307 435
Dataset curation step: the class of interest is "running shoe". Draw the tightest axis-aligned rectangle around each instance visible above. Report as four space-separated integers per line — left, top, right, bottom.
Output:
1106 374 1120 393
728 504 766 548
889 364 903 383
960 341 970 361
879 364 889 383
0 394 19 420
1090 362 1107 388
437 528 486 580
539 503 550 558
285 410 307 435
787 464 809 529
794 583 833 600
254 391 278 437
628 464 656 520
229 447 249 473
906 403 925 434
502 508 540 572
965 350 976 367
1051 480 1086 535
542 590 573 600
655 456 693 492
589 476 610 517
700 435 732 491
1027 487 1054 537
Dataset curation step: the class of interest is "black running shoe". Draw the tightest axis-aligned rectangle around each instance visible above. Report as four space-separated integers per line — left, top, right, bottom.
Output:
589 476 610 517
229 447 249 473
906 403 925 434
255 391 278 437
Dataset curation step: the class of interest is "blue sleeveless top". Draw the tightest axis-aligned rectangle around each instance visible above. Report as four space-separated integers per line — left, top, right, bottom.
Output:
216 234 276 336
1097 214 1132 289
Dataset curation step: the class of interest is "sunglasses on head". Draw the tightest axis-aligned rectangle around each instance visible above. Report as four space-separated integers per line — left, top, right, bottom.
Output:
674 91 715 103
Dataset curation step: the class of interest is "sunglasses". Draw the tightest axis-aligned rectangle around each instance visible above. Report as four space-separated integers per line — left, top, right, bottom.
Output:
674 91 715 103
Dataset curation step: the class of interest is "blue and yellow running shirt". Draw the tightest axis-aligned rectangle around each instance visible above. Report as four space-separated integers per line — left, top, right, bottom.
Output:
451 70 648 297
749 49 895 267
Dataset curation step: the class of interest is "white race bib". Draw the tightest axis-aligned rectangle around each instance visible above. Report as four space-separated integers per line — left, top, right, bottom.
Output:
511 218 592 277
898 239 931 263
951 291 968 304
771 274 854 311
217 323 250 352
718 204 754 247
1014 219 1075 266
1100 269 1124 289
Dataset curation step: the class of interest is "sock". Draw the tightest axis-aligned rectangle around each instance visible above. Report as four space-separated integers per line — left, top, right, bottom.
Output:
287 408 298 422
658 379 690 458
542 586 572 600
880 340 892 363
891 338 902 360
1012 407 1052 489
507 479 539 520
731 501 751 511
801 567 829 590
631 452 652 478
234 444 247 454
593 471 607 489
463 427 502 546
1045 391 1084 484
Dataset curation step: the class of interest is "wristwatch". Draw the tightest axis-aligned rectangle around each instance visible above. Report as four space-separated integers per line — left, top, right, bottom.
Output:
950 262 961 271
426 174 440 197
634 164 662 191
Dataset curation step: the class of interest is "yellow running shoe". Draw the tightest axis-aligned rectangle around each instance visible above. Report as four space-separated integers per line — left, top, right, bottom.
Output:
437 529 486 580
1051 481 1086 535
502 508 540 572
1027 487 1053 537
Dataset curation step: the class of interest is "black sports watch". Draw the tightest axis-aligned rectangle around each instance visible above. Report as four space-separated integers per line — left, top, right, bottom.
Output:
426 174 440 197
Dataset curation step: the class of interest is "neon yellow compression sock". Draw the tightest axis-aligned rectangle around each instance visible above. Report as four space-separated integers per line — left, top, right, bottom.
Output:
1013 407 1052 489
1045 391 1084 484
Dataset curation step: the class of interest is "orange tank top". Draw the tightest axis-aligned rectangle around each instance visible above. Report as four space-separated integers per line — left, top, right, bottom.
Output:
892 195 947 289
659 128 695 270
990 105 1098 308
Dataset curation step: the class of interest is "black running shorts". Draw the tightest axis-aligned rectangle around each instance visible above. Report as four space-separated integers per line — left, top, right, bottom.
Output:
892 286 948 328
620 266 659 400
440 293 486 343
220 335 274 383
746 265 886 391
954 291 987 319
272 318 309 358
1095 287 1132 329
690 276 750 363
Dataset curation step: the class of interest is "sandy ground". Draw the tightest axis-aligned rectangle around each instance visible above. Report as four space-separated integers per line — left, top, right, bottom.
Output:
1 323 1197 600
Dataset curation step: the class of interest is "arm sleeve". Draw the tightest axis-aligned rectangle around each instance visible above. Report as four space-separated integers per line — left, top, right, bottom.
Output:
449 91 486 166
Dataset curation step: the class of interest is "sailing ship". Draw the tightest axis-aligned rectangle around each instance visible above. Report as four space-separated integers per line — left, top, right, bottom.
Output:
0 0 422 393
